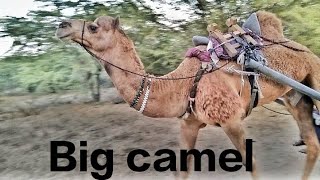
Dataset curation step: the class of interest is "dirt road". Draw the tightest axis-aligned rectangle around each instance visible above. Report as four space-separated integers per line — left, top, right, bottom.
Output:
0 100 319 180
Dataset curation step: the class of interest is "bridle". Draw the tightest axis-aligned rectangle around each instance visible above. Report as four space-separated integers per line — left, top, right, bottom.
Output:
81 21 85 46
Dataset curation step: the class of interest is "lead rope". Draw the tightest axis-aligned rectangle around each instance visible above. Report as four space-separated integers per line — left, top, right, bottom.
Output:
81 21 85 45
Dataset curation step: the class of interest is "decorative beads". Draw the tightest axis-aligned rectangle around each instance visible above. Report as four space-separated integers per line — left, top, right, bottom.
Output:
138 78 152 113
130 77 146 108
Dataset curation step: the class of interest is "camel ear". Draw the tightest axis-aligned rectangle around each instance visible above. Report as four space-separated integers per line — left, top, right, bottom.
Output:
113 16 120 29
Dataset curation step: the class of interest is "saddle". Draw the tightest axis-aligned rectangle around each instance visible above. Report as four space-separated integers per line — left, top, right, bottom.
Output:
182 13 264 119
189 13 262 61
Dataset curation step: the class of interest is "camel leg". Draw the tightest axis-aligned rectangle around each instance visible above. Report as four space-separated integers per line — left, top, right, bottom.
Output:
221 117 257 179
306 75 320 111
283 92 320 180
176 115 206 180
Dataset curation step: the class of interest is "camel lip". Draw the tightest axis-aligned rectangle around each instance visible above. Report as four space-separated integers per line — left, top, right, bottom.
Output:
56 33 71 39
55 29 74 39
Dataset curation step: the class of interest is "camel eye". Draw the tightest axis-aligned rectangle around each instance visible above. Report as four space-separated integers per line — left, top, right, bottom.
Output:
88 25 98 33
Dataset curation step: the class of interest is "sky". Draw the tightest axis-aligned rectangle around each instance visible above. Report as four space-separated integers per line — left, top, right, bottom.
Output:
0 0 91 56
0 0 35 56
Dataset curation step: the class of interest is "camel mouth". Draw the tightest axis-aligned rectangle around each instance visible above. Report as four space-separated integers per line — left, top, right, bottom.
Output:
55 29 90 47
57 34 72 40
55 31 72 40
55 27 76 40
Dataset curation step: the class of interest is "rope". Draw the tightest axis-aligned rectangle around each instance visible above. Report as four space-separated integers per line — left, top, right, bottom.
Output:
79 21 230 81
79 20 308 81
248 33 310 53
83 45 230 80
224 65 259 76
262 105 291 115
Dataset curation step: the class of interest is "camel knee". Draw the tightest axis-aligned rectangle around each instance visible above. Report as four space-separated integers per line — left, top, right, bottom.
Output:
309 143 320 156
305 139 320 160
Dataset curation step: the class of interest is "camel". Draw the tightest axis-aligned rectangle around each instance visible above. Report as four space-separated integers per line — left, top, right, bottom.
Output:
55 11 320 179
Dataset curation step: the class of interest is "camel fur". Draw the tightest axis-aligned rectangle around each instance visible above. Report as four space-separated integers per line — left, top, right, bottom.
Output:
56 11 320 180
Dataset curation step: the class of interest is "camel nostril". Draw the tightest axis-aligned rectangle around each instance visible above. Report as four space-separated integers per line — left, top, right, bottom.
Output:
59 21 72 28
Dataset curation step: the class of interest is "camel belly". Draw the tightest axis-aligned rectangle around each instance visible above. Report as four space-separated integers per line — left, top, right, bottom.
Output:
194 74 244 125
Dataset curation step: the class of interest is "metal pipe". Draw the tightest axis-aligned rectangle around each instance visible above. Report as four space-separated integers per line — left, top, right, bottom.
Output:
246 59 320 101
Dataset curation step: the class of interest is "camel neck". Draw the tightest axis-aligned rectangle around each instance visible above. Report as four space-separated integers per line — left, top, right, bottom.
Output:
97 37 145 105
97 33 198 118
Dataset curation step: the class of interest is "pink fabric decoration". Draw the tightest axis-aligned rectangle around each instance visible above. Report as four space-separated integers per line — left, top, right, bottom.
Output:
185 48 211 62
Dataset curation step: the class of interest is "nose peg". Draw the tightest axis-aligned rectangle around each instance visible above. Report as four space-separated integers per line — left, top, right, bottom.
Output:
58 21 72 28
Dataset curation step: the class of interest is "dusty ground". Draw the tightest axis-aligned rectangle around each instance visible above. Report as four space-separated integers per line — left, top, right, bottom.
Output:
0 95 319 180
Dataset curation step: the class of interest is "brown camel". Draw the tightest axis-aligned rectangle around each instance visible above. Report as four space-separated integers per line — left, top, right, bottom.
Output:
56 11 320 179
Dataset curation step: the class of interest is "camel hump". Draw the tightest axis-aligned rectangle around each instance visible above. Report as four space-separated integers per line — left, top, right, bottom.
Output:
190 11 287 60
255 11 284 39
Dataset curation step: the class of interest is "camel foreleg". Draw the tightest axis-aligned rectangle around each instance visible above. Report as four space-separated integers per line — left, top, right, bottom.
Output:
176 115 206 180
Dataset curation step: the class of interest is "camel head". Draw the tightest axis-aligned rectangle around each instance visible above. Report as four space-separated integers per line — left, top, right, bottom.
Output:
56 16 121 52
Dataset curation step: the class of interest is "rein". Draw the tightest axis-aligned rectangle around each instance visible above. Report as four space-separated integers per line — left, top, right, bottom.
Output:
257 35 310 53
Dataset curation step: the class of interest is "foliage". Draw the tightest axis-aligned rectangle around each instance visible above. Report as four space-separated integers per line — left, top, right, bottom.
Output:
0 0 320 93
0 46 96 93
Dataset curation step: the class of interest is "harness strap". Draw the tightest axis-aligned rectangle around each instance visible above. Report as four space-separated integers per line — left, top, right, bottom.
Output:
247 72 259 116
185 65 206 116
231 33 260 116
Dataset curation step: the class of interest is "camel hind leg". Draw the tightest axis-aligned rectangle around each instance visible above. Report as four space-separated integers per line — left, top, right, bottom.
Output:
221 114 258 179
283 91 320 180
306 74 320 112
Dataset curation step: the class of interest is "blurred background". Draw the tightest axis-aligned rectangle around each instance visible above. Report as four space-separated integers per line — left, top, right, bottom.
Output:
1 0 320 97
1 1 320 179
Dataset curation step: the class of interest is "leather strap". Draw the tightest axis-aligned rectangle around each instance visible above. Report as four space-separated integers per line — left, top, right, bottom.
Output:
247 72 259 116
185 66 206 115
